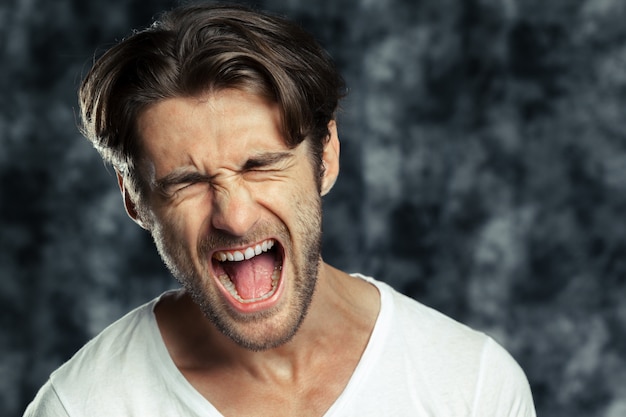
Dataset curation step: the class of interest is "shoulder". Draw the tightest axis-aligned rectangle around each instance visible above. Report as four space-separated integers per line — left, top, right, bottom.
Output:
55 296 159 377
360 274 487 351
25 295 166 416
23 379 68 417
472 337 537 416
354 275 536 416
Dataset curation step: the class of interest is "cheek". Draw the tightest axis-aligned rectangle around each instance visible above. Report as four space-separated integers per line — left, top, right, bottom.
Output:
257 184 313 229
290 186 322 234
152 203 205 249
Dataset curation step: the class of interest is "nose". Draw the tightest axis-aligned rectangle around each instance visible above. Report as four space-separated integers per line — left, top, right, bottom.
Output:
210 182 260 237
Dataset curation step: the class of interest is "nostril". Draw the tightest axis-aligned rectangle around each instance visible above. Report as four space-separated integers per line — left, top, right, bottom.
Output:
211 213 258 236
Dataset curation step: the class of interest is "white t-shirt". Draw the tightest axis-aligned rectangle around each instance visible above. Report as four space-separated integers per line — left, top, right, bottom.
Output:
24 275 536 416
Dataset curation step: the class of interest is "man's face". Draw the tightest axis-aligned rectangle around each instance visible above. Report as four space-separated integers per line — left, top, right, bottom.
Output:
134 89 325 351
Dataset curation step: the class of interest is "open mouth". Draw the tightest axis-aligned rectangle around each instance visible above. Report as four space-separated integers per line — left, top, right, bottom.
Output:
211 239 284 305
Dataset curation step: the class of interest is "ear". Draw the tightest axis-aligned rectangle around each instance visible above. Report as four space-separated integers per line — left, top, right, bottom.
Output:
116 170 149 230
320 120 340 196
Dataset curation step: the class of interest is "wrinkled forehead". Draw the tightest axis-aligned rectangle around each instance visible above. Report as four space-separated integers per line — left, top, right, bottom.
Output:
134 89 303 169
132 88 285 154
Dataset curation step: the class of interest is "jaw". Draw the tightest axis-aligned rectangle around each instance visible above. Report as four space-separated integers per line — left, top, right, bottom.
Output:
210 239 287 315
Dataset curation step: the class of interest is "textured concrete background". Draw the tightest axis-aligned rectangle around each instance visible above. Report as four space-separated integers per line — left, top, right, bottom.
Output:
2 0 626 416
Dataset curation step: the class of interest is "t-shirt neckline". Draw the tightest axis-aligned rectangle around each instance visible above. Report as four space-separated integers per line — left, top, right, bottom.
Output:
146 275 393 416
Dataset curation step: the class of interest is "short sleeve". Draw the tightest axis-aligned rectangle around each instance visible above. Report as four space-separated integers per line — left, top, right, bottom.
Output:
23 380 70 417
472 337 537 417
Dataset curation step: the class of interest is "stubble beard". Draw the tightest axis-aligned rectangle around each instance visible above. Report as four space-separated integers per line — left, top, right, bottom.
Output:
150 194 323 351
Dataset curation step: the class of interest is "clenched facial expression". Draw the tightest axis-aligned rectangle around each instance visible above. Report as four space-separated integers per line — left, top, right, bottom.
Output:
134 90 327 351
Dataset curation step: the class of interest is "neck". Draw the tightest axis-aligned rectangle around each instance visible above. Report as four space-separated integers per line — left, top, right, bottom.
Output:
155 262 380 382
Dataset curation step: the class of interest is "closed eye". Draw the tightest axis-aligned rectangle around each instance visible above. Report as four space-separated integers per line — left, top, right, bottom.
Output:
241 152 294 182
153 152 295 196
155 171 212 197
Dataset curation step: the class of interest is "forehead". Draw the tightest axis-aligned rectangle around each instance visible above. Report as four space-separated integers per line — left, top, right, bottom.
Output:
139 89 279 130
134 90 306 179
137 90 287 149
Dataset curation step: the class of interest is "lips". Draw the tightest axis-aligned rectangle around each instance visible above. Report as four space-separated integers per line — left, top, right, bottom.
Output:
211 239 285 311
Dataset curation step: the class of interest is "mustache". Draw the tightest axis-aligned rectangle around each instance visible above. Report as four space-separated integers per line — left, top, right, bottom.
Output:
198 223 289 254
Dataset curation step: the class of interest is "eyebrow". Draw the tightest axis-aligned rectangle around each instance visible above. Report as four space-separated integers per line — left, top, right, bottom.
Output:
154 171 212 192
154 151 295 191
242 151 294 170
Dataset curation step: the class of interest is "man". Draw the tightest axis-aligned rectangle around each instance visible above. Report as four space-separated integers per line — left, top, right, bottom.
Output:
25 3 536 416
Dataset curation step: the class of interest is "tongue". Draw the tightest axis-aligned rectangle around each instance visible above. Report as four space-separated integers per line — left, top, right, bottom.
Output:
222 251 276 300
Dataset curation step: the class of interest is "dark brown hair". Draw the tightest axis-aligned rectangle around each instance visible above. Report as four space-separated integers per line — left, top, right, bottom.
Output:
79 3 345 195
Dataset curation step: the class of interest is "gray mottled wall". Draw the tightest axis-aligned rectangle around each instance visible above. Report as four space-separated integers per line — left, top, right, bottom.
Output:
2 0 626 416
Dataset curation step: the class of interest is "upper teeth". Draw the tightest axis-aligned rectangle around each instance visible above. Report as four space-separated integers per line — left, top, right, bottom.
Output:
213 239 275 262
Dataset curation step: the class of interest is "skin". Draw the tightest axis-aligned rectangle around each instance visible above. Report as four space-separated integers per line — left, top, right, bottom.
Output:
117 89 381 416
